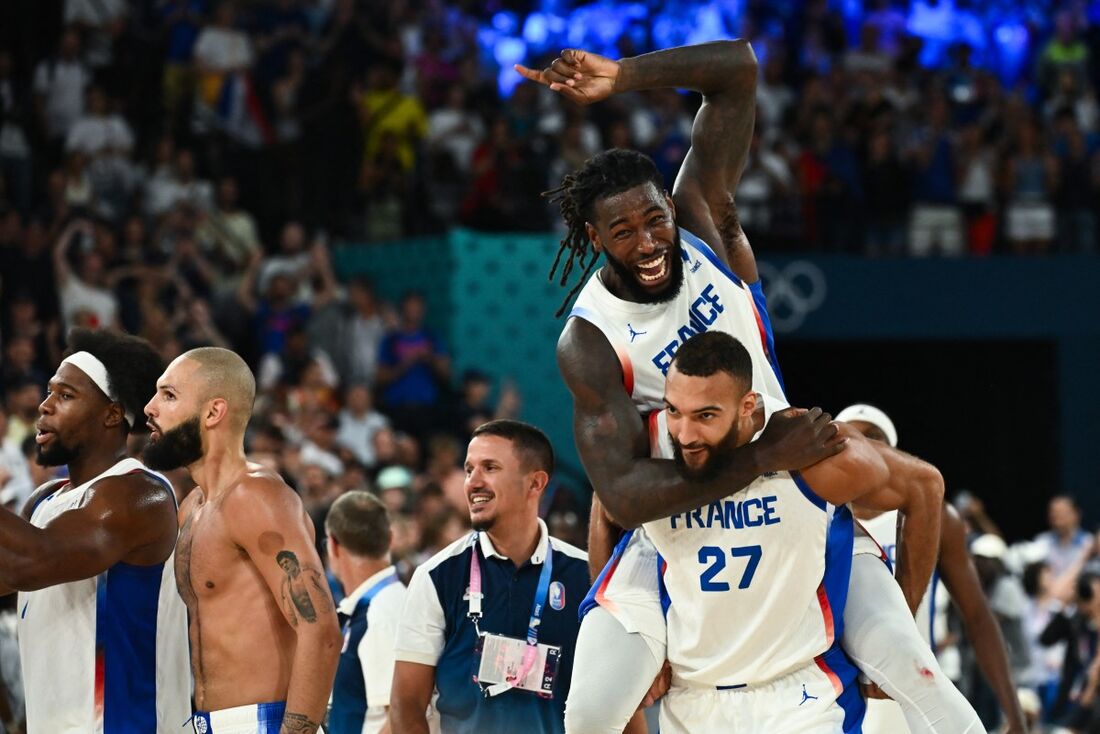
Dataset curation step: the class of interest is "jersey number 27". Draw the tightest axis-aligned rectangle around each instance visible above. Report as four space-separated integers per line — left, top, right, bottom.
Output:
698 545 762 591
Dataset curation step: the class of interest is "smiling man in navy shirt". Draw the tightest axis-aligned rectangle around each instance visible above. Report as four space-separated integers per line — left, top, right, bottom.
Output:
391 420 589 734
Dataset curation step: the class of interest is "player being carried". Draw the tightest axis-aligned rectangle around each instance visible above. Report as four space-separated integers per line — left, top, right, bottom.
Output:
517 41 978 733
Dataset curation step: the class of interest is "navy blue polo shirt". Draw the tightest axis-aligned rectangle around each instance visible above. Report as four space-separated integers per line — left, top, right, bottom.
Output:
394 521 589 734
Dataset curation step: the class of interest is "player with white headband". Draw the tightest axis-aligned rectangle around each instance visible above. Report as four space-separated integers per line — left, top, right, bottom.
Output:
0 328 190 734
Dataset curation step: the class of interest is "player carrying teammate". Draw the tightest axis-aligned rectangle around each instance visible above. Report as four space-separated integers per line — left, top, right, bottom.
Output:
143 347 341 734
0 328 189 733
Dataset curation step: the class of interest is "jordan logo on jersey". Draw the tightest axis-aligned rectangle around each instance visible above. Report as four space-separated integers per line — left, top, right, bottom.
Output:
799 684 818 706
627 323 647 343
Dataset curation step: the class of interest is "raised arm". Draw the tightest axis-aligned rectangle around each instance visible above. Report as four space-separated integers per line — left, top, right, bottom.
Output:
0 474 176 591
53 219 91 288
808 424 944 613
559 318 843 528
227 476 341 734
517 41 759 279
937 504 1027 734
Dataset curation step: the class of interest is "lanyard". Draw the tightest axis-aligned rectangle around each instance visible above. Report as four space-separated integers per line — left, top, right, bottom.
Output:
467 533 554 696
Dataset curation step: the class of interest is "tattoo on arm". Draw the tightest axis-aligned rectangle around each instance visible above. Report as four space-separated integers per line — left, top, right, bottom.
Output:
275 550 332 626
280 711 321 733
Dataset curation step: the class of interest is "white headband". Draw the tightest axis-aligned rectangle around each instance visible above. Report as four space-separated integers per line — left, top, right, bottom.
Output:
60 351 135 428
835 403 898 447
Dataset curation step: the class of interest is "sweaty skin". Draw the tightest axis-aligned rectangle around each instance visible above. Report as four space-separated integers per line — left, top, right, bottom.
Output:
176 465 334 716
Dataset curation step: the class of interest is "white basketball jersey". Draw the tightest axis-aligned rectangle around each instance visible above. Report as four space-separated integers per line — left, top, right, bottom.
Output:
17 458 190 734
644 397 856 688
859 510 951 649
569 228 786 411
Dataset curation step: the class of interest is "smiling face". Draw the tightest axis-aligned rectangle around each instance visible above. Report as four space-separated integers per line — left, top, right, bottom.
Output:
36 363 116 466
464 435 540 532
586 182 684 304
664 365 757 481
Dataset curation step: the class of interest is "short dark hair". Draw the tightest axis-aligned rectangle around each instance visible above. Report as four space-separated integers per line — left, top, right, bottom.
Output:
65 328 166 435
670 331 753 388
325 491 391 558
276 550 298 566
544 149 665 316
471 419 555 475
1022 561 1046 597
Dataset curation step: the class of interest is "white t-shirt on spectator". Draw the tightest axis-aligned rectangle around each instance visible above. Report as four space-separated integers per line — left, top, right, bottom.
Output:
193 28 253 72
426 109 485 172
336 409 389 468
0 438 33 508
33 59 90 138
60 275 118 330
66 113 135 156
64 0 126 26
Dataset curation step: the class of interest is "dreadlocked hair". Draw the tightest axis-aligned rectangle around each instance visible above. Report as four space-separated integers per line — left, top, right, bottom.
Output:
543 148 665 317
64 328 166 435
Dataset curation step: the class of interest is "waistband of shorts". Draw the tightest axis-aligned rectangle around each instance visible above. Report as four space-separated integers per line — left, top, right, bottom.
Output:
671 658 821 693
192 701 286 731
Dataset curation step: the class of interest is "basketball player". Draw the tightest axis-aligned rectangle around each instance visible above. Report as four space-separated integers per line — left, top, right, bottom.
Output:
517 42 951 733
839 404 1026 734
143 347 342 734
644 331 974 733
0 328 189 733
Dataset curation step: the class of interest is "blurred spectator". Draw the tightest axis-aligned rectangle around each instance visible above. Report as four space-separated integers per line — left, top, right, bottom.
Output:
193 3 253 106
1034 495 1093 578
355 59 426 176
0 410 33 509
905 94 963 256
33 28 90 151
1021 561 1067 717
159 0 206 125
1053 113 1099 254
862 127 909 256
65 85 133 158
0 51 34 217
52 218 119 330
335 384 389 468
956 123 998 255
376 291 449 441
970 534 1032 727
1002 118 1059 254
1037 11 1089 100
1039 571 1100 726
4 378 42 448
1 336 48 397
376 465 413 516
197 176 261 275
426 85 484 175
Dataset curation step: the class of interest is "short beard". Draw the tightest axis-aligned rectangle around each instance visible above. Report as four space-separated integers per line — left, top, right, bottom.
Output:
671 424 740 482
470 516 495 532
604 231 685 305
36 438 78 467
142 416 204 470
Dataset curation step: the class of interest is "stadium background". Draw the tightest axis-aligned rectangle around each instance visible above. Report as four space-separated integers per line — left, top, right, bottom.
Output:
2 0 1100 729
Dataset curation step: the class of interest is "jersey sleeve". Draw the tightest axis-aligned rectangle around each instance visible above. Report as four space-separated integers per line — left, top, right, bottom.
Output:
361 590 402 707
393 565 446 666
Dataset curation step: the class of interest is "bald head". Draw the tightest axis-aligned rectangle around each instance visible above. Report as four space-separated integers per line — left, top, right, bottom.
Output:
180 347 256 432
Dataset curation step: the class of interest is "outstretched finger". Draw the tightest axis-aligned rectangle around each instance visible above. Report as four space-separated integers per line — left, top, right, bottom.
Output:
514 64 547 84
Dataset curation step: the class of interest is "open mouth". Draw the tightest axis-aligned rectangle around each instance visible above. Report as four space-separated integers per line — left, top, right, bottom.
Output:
146 421 161 441
469 492 494 509
635 252 669 284
35 429 54 445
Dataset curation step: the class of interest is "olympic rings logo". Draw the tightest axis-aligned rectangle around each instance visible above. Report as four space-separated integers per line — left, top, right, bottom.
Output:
757 261 827 333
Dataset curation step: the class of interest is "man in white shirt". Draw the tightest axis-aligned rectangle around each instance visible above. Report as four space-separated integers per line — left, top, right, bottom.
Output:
33 29 90 142
65 86 134 157
336 385 389 468
326 491 407 734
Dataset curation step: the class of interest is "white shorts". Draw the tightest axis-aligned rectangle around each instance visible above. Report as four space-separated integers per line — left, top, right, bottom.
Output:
1007 201 1055 241
191 702 295 734
660 651 865 734
863 699 912 734
579 527 667 660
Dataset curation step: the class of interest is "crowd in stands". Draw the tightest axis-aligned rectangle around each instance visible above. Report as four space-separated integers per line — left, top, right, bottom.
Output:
1 0 1100 731
951 494 1100 732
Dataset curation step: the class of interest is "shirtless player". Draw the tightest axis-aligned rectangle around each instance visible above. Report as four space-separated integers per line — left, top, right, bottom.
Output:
143 347 341 734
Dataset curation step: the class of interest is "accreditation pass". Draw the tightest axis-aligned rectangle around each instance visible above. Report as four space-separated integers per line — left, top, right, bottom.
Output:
476 633 562 695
